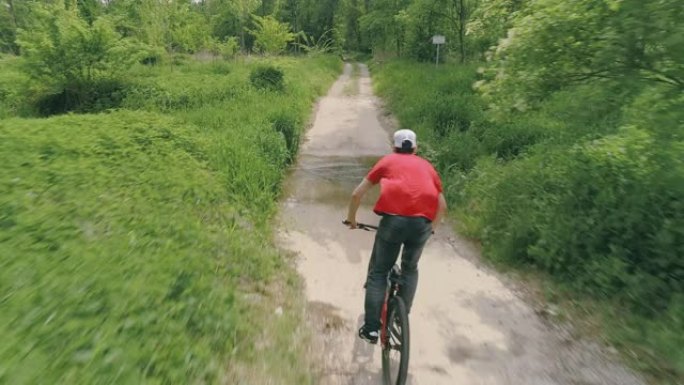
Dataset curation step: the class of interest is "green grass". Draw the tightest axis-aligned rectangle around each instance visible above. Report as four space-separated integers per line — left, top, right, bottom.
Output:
372 59 684 384
0 55 340 384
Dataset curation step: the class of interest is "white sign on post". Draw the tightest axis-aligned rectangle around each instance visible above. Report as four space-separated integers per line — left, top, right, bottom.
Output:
432 35 446 66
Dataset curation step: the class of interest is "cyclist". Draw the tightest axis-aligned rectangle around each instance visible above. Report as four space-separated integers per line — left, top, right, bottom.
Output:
345 129 447 344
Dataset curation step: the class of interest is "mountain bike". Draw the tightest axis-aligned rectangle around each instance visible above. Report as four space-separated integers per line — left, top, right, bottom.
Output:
343 221 410 385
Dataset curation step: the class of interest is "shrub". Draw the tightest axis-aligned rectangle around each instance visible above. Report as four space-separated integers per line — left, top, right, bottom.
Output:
249 15 295 55
220 37 240 60
462 128 684 314
16 4 140 114
257 126 290 170
295 30 338 56
249 65 284 91
528 129 683 311
270 111 300 162
477 121 548 161
374 49 684 384
139 46 166 66
33 79 128 115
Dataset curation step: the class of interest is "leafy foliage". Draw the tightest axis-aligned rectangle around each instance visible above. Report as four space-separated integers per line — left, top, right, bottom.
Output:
467 0 528 52
16 3 140 113
370 2 683 381
219 37 240 59
249 14 295 55
249 64 285 91
478 0 684 112
295 29 337 55
374 58 684 381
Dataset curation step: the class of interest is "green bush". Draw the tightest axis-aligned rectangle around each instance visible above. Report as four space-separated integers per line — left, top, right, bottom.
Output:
139 46 166 66
374 59 684 379
248 15 295 55
532 130 683 308
270 111 300 162
476 121 548 161
220 37 240 60
249 65 285 91
33 79 128 115
16 4 140 115
463 127 684 312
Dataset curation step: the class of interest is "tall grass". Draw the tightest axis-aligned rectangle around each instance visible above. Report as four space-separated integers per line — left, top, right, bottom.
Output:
372 60 684 383
0 56 340 383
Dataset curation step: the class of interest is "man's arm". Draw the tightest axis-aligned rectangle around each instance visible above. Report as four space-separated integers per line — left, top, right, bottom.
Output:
346 178 374 228
432 193 448 232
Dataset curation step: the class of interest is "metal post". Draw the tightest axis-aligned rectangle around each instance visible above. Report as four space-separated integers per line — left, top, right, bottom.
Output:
432 35 445 68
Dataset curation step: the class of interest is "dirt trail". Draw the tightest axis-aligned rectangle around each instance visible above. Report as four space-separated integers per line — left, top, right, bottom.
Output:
276 63 646 385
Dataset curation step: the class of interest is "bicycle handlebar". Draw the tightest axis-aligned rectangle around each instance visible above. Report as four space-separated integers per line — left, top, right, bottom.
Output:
342 220 378 231
343 220 435 235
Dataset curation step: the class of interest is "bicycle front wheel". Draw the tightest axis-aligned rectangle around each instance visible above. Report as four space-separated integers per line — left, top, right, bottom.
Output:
382 296 410 385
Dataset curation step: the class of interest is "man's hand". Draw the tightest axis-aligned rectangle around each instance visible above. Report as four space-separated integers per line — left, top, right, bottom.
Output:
431 193 447 235
346 178 373 230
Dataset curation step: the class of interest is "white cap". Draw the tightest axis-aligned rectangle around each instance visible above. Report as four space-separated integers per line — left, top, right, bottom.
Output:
393 129 417 149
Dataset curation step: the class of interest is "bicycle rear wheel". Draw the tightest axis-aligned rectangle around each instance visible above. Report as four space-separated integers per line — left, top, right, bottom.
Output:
382 296 410 385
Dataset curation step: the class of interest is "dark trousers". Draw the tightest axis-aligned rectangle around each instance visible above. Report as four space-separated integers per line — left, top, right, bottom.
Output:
364 214 432 331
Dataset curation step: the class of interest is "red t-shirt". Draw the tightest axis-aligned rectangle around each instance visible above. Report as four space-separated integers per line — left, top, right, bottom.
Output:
366 153 443 221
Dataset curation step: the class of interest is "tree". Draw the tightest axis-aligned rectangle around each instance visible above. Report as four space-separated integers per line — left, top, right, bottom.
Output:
478 0 684 112
275 0 302 52
249 14 294 54
16 3 139 104
258 0 277 16
0 0 34 54
76 0 104 24
468 0 528 54
336 0 365 51
360 0 410 56
235 0 260 50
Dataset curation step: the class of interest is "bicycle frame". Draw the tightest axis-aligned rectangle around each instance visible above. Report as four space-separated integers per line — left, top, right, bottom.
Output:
380 266 401 348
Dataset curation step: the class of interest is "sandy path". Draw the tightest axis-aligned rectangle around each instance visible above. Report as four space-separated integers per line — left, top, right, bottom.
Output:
276 63 646 385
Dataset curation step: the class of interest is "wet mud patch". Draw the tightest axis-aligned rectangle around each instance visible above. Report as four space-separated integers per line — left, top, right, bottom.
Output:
448 339 474 364
282 155 380 205
308 300 349 332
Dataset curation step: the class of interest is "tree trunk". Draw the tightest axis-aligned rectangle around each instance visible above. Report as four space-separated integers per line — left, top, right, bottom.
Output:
293 5 298 54
7 0 17 28
457 0 467 63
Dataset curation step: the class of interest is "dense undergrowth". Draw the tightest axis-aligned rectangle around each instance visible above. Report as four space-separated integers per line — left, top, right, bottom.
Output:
0 55 340 384
373 60 683 383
